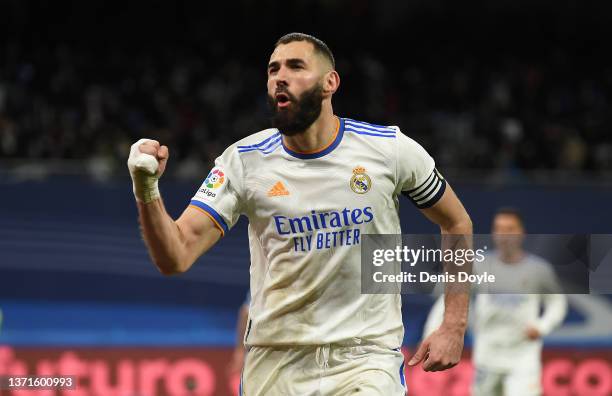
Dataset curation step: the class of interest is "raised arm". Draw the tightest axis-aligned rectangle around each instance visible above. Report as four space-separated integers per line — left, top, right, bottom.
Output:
129 139 223 275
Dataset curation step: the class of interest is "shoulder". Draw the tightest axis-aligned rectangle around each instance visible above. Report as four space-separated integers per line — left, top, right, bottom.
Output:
474 252 495 272
343 117 400 139
524 253 555 273
231 128 282 157
341 117 400 158
213 129 280 174
343 117 428 154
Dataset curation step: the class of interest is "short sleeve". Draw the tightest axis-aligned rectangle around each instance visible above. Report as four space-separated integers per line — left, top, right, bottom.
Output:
189 145 244 236
396 130 446 209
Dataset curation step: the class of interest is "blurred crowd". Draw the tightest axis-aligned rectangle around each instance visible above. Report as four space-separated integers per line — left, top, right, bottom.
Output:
1 41 611 179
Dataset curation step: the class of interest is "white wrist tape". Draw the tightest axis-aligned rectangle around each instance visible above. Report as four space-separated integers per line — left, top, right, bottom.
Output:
127 138 161 203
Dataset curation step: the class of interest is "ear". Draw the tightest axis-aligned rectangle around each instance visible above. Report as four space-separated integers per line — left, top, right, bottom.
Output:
322 70 340 97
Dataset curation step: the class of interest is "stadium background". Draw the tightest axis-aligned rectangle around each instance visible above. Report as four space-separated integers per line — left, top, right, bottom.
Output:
0 1 611 395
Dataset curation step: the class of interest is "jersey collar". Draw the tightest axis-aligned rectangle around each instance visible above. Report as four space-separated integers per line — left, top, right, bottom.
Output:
281 117 345 160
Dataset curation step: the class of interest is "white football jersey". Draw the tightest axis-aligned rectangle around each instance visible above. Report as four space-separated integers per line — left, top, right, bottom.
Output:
190 117 446 348
472 254 568 371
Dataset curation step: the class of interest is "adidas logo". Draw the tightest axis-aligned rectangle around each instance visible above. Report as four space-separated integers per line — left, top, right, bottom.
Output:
268 181 290 197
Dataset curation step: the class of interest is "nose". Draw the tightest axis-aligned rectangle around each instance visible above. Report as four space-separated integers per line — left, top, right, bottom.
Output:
275 79 288 92
272 66 289 88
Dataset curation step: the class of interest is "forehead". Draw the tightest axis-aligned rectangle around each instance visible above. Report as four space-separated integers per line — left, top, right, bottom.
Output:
269 41 316 63
494 214 522 227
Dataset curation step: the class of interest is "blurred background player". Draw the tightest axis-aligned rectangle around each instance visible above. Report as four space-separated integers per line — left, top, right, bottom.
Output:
423 207 568 396
128 33 472 394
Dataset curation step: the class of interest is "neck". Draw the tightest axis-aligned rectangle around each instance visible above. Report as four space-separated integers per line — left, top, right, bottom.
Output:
282 104 337 153
499 249 524 264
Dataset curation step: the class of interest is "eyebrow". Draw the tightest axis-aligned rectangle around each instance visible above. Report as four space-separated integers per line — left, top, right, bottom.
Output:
268 61 279 71
286 58 306 67
268 58 307 70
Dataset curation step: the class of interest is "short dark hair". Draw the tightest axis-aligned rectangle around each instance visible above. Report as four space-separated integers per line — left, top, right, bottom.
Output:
275 32 335 68
495 207 525 227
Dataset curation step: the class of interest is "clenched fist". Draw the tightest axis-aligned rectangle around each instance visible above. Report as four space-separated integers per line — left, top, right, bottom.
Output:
127 139 170 203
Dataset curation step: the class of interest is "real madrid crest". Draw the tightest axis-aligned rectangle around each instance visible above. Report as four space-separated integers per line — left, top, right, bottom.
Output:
350 166 371 194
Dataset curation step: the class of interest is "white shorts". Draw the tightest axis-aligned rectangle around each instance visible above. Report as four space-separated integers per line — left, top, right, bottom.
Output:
240 343 406 396
472 366 542 396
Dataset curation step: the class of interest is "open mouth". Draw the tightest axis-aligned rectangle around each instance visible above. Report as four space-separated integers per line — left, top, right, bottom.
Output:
275 93 291 108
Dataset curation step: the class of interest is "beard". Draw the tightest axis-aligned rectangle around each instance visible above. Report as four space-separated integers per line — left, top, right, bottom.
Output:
267 83 323 136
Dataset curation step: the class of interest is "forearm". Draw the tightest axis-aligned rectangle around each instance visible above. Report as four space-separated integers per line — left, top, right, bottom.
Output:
440 214 472 236
138 198 190 275
442 290 469 333
441 216 472 332
534 294 568 335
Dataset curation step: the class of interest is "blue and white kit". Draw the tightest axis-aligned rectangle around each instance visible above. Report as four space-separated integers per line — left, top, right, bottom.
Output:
190 117 445 395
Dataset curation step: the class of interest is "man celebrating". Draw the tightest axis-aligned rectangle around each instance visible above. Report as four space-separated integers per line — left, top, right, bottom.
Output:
128 33 472 395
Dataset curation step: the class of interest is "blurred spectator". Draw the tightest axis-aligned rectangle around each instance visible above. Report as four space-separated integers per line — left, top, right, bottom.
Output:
0 1 610 179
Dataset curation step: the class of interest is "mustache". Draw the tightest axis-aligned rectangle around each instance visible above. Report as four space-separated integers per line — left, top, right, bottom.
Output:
274 86 297 102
